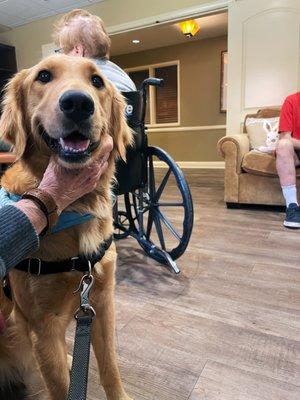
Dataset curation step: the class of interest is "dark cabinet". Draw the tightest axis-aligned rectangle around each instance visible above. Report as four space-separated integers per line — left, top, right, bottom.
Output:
0 43 17 111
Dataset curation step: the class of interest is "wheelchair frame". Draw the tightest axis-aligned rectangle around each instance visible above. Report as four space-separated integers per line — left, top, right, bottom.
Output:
113 78 194 273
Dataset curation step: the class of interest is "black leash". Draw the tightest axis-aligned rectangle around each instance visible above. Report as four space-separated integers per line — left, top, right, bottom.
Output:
68 270 96 400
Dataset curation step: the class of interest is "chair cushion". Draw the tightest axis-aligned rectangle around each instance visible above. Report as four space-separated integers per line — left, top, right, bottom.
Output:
242 150 300 177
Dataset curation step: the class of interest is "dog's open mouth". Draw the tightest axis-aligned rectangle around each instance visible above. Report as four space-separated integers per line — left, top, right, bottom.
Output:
42 129 100 163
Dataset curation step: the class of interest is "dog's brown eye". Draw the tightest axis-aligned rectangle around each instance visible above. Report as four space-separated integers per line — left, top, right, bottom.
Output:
91 75 104 89
37 70 52 84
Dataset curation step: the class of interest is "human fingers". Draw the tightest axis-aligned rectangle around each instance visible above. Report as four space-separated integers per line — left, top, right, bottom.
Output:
90 161 108 190
97 135 114 159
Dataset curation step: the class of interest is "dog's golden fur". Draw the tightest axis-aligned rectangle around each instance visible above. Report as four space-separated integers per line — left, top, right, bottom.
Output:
0 55 133 399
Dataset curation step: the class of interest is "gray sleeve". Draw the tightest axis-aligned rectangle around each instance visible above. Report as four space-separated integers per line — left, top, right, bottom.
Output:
0 205 39 278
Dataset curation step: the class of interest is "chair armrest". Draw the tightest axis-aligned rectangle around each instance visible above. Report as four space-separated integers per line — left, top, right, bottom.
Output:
217 134 250 174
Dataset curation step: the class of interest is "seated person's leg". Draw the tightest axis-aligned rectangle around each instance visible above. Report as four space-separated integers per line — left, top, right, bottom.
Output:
276 135 300 228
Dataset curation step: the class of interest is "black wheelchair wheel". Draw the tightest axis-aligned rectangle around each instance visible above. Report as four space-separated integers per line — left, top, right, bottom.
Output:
114 210 132 240
124 146 193 264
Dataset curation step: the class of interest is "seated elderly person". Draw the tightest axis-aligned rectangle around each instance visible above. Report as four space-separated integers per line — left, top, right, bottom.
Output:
53 9 135 92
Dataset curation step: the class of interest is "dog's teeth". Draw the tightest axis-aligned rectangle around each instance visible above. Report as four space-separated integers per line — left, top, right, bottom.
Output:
59 138 87 154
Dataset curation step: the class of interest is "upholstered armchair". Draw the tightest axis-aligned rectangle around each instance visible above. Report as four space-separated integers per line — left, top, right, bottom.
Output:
217 108 300 207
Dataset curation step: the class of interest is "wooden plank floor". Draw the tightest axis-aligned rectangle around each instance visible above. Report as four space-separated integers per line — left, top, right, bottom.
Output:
67 169 300 400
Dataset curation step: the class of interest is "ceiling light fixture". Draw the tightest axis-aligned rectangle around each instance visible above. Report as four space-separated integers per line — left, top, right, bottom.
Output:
179 20 200 38
132 39 140 44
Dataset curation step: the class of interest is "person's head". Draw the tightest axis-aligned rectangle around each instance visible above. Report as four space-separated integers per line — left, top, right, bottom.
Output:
53 9 111 59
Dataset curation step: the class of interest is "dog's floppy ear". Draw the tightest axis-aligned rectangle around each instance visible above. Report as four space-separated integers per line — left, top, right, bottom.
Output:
109 91 133 161
0 69 29 159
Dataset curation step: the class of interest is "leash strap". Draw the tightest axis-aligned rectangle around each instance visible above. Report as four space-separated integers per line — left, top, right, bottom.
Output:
68 315 93 400
68 274 96 400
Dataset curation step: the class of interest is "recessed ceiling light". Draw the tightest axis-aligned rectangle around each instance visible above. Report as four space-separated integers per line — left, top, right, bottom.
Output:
132 39 140 44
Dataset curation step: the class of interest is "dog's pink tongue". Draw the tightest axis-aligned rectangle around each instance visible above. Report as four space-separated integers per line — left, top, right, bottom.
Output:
63 138 90 151
0 311 7 336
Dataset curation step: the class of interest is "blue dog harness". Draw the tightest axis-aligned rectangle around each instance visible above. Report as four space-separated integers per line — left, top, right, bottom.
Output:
0 187 113 277
0 188 95 233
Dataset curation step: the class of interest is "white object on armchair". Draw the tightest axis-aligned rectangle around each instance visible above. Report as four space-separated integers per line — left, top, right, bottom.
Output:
257 120 279 153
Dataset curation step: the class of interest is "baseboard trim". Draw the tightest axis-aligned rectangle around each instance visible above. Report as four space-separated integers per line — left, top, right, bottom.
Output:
148 125 226 133
154 161 225 169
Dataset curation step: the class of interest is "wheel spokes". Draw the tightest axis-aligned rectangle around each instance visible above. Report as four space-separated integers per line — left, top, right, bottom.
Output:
145 209 154 240
144 163 183 249
153 209 166 250
156 208 182 242
122 146 193 262
155 168 171 201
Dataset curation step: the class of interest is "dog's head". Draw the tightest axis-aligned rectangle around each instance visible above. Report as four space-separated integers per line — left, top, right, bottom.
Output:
0 55 132 168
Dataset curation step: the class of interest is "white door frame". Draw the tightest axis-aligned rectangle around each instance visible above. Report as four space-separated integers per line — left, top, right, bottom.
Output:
107 0 230 35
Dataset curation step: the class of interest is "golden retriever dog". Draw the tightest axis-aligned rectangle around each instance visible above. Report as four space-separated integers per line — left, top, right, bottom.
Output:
0 54 133 400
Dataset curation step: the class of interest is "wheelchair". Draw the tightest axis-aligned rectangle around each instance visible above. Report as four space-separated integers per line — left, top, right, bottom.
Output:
113 78 194 273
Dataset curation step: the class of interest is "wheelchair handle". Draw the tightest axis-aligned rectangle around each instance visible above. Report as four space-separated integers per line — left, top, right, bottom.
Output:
142 78 164 89
140 78 164 123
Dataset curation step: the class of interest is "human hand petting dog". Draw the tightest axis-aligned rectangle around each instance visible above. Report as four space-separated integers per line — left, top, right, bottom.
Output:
39 134 113 211
15 135 113 234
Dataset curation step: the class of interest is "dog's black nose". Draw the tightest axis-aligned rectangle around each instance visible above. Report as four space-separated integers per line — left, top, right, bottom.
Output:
59 90 94 123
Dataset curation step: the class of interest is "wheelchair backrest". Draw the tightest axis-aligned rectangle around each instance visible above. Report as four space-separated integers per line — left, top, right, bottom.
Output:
122 91 144 129
115 79 163 195
114 91 147 195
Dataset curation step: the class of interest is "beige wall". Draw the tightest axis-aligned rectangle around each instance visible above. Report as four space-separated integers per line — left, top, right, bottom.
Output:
149 130 224 162
0 0 220 70
0 0 226 163
227 0 300 134
113 36 227 162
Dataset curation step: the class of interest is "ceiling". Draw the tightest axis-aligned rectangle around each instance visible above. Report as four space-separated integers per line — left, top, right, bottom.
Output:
110 12 228 57
0 0 104 30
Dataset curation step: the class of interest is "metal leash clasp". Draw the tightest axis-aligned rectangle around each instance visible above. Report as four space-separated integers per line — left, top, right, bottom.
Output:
73 261 96 319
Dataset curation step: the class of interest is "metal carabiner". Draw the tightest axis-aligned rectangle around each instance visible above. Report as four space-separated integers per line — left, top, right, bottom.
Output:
73 273 96 319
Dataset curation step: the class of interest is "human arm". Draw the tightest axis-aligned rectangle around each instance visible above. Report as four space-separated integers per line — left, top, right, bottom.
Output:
0 205 39 279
